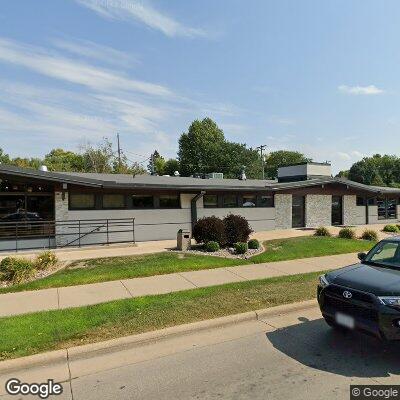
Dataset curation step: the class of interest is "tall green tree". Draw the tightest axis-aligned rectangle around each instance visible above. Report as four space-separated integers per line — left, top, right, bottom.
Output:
164 159 180 176
178 118 261 178
264 150 312 179
347 154 398 186
178 118 226 176
44 148 85 172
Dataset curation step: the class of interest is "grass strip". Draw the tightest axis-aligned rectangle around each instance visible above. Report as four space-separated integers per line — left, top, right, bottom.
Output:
0 236 373 294
0 270 326 360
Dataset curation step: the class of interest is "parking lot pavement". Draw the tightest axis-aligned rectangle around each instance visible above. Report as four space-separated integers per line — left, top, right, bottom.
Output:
62 305 400 399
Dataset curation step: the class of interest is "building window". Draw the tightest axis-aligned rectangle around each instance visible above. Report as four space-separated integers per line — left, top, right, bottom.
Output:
259 195 274 207
159 195 180 208
132 195 154 209
356 196 365 206
242 195 256 207
69 193 95 210
203 195 218 208
103 194 125 209
377 196 397 220
223 195 237 208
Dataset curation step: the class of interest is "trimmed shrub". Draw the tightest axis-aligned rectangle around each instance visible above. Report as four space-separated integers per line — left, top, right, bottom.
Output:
192 216 226 245
0 257 36 284
35 251 58 270
234 242 248 255
204 241 220 252
338 227 356 239
314 227 331 237
383 224 399 233
360 229 378 241
248 239 260 250
223 214 253 245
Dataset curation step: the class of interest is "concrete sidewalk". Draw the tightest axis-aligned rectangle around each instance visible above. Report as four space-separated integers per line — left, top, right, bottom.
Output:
0 252 358 317
0 224 391 264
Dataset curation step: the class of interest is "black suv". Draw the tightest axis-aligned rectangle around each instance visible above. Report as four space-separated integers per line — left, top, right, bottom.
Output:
318 237 400 341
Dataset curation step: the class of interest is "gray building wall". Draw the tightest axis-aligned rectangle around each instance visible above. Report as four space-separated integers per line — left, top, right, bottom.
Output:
305 195 331 227
275 194 292 229
356 205 367 225
198 207 275 232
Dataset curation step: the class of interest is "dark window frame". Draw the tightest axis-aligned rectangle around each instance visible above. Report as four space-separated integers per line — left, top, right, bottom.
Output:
222 194 238 208
356 196 366 206
102 194 126 210
158 194 181 209
258 194 274 208
377 196 397 220
69 193 96 210
203 194 218 208
131 194 155 209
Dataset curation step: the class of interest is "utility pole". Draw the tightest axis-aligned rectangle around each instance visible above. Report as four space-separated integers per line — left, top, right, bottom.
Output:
117 133 122 170
256 145 267 180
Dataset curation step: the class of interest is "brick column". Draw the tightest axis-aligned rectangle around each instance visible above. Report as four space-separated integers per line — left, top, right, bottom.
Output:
55 191 69 246
305 195 332 227
275 194 292 229
343 195 358 226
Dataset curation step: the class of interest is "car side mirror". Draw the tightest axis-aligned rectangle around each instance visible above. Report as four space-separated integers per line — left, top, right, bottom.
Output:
358 252 367 261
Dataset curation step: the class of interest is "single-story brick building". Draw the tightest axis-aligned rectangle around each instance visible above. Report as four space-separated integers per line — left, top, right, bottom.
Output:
0 162 399 250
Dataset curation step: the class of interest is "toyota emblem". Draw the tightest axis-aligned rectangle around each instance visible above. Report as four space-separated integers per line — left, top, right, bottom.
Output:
343 290 352 299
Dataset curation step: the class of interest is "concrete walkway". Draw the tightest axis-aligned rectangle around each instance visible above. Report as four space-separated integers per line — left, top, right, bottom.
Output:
0 223 391 263
0 252 358 317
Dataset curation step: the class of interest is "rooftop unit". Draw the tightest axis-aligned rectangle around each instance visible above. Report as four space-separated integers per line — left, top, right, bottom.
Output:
277 162 331 182
205 172 224 180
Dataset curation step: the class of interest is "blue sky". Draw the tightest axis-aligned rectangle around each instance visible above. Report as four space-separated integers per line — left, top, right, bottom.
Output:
0 0 399 173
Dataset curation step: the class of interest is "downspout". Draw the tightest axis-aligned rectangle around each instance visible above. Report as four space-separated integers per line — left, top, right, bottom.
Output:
191 191 206 231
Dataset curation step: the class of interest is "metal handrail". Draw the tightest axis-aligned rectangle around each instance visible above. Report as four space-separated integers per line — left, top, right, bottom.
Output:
0 218 135 251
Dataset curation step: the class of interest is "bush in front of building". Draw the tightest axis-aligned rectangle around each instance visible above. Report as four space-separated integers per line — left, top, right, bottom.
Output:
0 257 36 284
192 216 226 245
360 229 378 241
338 227 356 239
234 242 248 254
314 227 331 237
248 239 260 249
223 214 253 245
35 251 58 270
383 224 399 233
204 241 220 252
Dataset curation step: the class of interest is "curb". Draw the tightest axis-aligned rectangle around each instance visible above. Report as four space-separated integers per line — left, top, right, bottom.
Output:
0 299 318 374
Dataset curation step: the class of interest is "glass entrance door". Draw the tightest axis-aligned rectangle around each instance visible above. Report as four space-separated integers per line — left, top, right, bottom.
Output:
292 196 305 228
332 196 343 226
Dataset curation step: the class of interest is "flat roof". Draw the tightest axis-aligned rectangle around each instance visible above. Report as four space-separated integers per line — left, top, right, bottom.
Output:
0 164 399 194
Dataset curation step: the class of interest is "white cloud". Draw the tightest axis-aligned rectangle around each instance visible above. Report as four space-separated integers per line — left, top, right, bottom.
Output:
75 0 207 38
0 38 171 96
336 150 363 161
52 38 139 67
338 84 384 95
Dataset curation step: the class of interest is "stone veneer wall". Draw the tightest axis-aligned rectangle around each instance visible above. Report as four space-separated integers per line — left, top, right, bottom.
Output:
305 195 331 227
343 195 358 226
55 191 69 246
275 194 292 229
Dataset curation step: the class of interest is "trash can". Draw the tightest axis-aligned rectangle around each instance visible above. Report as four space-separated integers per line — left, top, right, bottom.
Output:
177 229 191 251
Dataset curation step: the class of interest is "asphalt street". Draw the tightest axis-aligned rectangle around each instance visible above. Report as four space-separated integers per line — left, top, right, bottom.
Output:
4 305 398 400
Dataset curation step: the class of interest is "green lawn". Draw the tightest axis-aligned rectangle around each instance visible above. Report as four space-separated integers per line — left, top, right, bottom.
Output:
0 236 375 294
0 270 324 360
0 253 247 293
250 236 373 263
